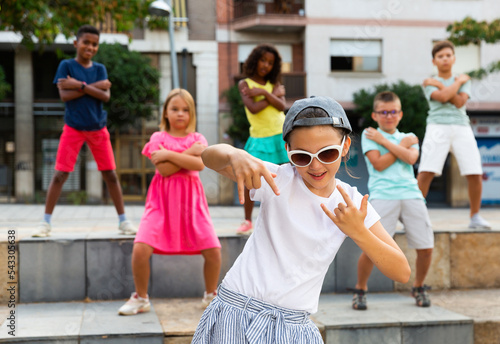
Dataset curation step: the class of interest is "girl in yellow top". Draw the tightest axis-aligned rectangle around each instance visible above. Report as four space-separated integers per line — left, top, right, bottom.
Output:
237 44 288 235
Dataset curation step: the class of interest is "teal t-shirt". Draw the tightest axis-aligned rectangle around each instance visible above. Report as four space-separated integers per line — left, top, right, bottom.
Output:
362 128 423 200
424 76 471 126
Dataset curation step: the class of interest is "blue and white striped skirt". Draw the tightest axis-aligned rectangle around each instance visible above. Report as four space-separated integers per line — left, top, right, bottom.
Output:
191 285 323 344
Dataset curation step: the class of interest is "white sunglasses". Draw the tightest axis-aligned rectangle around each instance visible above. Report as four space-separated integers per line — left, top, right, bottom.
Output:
287 136 346 167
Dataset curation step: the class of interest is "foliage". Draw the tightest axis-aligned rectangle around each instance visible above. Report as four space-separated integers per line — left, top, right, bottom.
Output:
447 17 500 45
93 43 160 130
67 191 87 205
223 84 249 144
0 66 11 100
0 0 168 50
352 80 429 141
447 17 500 79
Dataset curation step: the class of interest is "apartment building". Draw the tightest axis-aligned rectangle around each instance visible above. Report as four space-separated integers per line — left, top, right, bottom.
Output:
1 0 499 206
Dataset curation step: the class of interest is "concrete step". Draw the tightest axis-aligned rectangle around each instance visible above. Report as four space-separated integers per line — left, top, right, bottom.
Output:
11 229 500 303
0 292 483 344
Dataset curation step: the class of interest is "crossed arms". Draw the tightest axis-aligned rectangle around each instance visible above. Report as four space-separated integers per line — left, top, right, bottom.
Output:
150 141 206 177
364 129 419 172
57 76 111 103
423 74 470 108
238 79 286 114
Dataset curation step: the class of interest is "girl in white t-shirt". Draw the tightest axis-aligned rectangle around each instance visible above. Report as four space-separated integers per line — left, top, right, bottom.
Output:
192 96 411 344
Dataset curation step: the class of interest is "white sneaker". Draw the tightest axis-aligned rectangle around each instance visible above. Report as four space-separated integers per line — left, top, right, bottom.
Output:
32 221 51 237
118 292 150 315
201 291 217 308
469 214 491 229
119 220 137 235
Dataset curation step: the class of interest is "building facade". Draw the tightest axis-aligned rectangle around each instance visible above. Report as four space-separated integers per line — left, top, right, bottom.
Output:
214 0 500 206
1 0 499 206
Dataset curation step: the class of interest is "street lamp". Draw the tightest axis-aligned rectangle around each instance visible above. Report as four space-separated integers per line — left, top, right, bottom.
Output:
149 0 179 89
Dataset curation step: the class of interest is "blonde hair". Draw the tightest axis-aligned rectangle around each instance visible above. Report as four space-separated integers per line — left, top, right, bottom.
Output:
159 88 197 133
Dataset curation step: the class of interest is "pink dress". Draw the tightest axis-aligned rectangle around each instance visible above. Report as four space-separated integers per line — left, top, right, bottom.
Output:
135 131 221 255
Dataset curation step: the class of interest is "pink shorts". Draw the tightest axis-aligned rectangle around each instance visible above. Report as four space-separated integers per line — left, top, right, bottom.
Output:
55 125 116 172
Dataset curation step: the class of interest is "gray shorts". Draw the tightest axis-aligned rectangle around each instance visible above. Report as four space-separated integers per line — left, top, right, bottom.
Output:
371 199 434 249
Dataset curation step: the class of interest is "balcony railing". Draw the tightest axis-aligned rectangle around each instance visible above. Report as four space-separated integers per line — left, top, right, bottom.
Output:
233 0 305 20
94 0 188 35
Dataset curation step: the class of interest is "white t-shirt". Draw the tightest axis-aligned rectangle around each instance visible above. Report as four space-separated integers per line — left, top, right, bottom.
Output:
222 162 380 313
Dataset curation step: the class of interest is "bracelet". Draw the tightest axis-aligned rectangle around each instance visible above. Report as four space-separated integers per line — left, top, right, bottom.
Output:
79 81 87 92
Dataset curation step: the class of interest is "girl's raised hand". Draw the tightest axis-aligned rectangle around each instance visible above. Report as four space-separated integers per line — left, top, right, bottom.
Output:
150 144 170 165
230 150 279 204
321 185 368 237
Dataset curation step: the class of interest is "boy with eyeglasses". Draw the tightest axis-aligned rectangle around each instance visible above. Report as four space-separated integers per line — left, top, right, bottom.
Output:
350 91 434 310
418 40 490 229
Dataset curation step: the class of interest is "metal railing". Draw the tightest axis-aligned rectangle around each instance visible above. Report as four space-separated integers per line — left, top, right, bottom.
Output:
233 0 305 20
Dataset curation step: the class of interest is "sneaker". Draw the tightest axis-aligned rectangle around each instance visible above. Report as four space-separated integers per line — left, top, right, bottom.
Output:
119 220 137 235
411 285 431 307
118 292 150 315
236 220 253 235
349 288 367 310
201 291 217 308
469 214 491 230
32 221 51 238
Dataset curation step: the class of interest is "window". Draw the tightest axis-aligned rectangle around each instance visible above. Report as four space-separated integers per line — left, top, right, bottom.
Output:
330 39 382 72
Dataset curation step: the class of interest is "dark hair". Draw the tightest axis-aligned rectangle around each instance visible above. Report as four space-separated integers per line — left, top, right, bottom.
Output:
432 40 454 58
373 91 401 110
243 44 282 84
76 25 100 39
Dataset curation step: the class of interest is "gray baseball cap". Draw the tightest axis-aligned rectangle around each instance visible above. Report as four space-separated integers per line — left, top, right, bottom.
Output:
282 96 352 140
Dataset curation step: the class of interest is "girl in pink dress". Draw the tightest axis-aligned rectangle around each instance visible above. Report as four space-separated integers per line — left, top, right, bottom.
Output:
118 89 221 315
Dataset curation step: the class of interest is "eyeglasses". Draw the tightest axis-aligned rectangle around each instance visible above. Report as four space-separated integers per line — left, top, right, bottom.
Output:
373 110 401 117
288 136 345 167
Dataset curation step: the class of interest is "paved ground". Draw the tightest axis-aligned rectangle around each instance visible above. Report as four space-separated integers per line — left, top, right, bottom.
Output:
1 290 499 341
1 204 499 239
1 204 499 342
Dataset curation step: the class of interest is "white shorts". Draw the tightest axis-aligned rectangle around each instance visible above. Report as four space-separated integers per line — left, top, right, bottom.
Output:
371 199 434 249
418 124 483 176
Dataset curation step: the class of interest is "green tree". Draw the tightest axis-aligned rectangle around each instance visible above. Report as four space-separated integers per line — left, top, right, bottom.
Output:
223 84 250 145
0 0 168 50
353 80 429 141
0 66 11 100
93 43 160 130
447 17 500 79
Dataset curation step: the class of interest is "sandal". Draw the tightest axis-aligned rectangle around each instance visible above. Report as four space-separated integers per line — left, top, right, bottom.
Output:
347 288 367 310
411 285 431 307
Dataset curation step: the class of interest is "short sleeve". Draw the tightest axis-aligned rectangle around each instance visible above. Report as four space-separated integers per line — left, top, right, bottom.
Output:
193 132 208 146
402 132 420 151
424 85 438 101
250 161 280 202
53 60 69 84
458 79 472 98
142 132 162 158
97 63 108 82
361 129 379 155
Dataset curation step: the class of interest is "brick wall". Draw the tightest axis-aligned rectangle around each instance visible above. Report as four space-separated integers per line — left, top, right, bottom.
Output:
218 42 240 98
